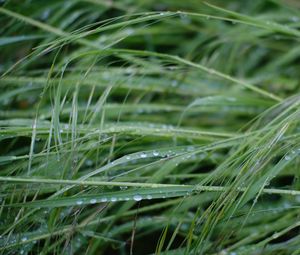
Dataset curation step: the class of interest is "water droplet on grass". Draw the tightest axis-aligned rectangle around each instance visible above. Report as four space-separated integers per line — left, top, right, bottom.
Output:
187 146 194 152
41 9 50 20
76 200 83 205
85 159 93 166
171 80 178 87
140 153 147 158
21 237 27 242
133 194 142 201
146 195 152 200
125 28 134 35
111 197 117 202
284 155 291 160
101 198 107 202
153 151 159 157
90 199 97 204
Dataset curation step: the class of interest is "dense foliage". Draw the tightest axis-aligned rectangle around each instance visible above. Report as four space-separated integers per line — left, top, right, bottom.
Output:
0 0 300 254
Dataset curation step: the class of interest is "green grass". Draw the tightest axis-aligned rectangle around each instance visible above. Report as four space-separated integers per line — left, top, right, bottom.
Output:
0 0 300 254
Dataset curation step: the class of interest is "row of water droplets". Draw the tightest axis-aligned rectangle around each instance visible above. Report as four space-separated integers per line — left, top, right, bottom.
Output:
75 194 153 205
123 145 200 162
283 148 300 161
104 146 207 176
71 146 199 206
74 187 194 206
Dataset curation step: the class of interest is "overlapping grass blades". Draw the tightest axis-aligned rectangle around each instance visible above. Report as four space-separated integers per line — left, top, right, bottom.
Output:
0 0 300 254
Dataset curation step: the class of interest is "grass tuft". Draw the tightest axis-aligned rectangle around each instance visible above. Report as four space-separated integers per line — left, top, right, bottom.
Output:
0 0 300 254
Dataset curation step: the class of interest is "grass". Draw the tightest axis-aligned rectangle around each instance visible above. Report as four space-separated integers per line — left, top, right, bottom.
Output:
0 0 300 254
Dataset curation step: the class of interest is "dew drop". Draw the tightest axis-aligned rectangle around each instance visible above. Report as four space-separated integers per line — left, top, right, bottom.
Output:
111 197 117 202
90 199 97 204
125 28 134 36
146 195 152 200
101 197 107 202
85 159 93 166
41 9 50 20
171 80 178 87
133 194 142 201
140 152 147 158
21 237 27 242
125 67 134 74
187 146 194 152
284 155 291 161
76 200 83 205
153 151 159 157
